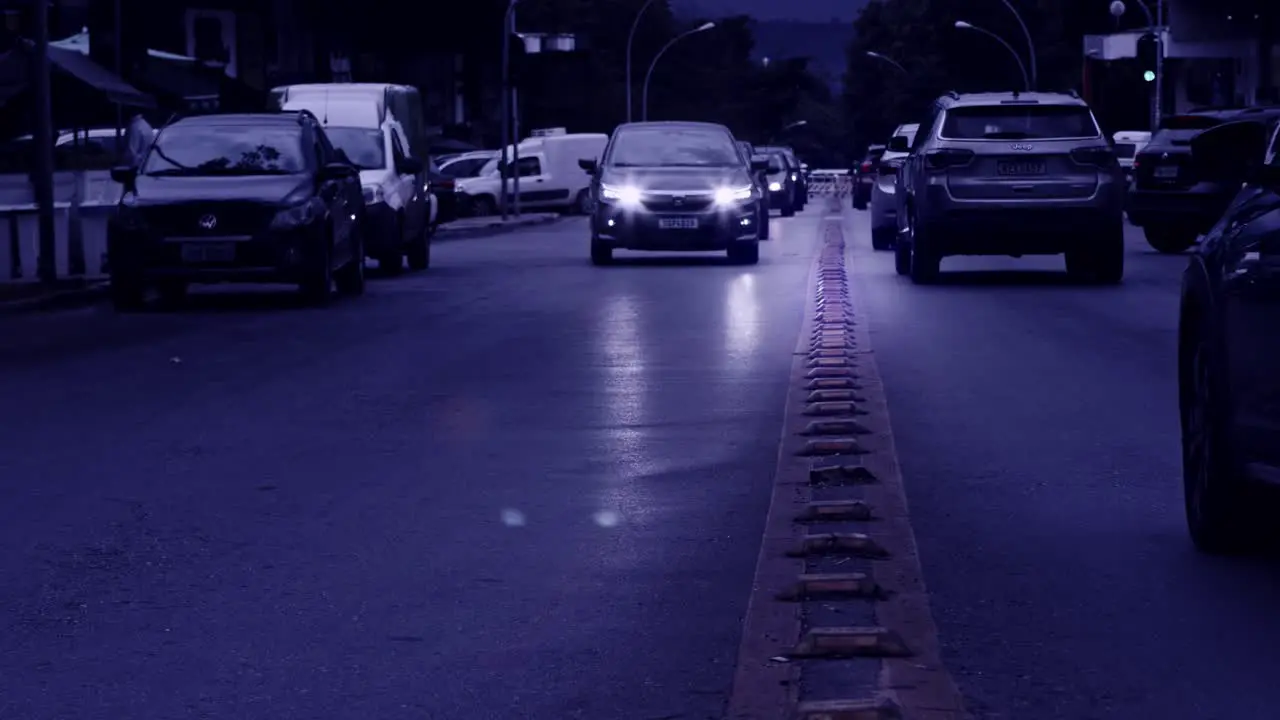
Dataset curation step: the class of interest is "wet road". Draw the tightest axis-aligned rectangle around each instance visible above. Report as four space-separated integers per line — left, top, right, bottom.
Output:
0 215 821 719
847 210 1280 719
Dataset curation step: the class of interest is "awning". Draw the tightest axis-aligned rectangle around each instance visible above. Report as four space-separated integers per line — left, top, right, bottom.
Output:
0 41 154 108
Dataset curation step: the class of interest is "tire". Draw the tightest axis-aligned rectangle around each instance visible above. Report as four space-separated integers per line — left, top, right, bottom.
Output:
1180 315 1260 554
1144 225 1197 254
908 218 940 284
727 241 760 265
335 231 366 296
759 204 770 240
379 214 405 275
110 276 146 311
300 240 333 306
407 219 431 271
781 199 795 218
894 240 911 276
471 195 497 217
590 237 613 265
570 189 592 215
871 226 894 251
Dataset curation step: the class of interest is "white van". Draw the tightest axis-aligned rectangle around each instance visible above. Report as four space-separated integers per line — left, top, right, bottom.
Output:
455 132 607 215
281 96 433 271
1112 130 1151 175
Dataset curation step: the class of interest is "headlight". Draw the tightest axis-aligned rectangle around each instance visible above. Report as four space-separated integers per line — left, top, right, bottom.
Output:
768 182 782 192
790 173 798 181
363 185 384 204
714 185 754 205
601 183 642 206
270 199 324 230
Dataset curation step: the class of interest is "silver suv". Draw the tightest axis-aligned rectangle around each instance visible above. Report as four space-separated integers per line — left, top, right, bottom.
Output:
894 91 1125 284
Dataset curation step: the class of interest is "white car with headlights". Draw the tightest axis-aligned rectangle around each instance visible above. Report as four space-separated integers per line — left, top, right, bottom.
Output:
579 121 770 265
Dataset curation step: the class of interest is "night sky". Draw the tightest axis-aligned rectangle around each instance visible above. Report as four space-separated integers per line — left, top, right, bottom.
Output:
675 0 863 21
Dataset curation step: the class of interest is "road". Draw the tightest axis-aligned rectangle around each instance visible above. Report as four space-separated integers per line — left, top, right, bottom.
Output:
846 211 1280 719
0 214 823 719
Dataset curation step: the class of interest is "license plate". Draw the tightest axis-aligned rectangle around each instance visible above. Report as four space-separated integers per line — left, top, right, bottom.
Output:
997 160 1046 176
180 242 235 263
1154 165 1178 179
658 218 697 230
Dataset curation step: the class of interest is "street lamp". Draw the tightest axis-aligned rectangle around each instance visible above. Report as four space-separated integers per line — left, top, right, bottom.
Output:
1109 0 1162 131
641 22 715 121
499 0 518 219
954 20 1031 92
996 0 1037 89
626 0 660 122
770 120 807 144
865 50 907 74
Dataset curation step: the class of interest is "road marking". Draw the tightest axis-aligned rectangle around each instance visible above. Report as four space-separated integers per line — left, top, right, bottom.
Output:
726 201 965 718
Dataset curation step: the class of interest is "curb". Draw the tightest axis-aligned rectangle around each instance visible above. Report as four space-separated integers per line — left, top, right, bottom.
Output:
0 282 109 315
435 214 564 240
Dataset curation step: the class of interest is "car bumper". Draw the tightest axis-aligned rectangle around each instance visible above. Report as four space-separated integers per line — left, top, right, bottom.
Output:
108 226 325 284
919 206 1122 255
593 202 759 250
1126 188 1230 231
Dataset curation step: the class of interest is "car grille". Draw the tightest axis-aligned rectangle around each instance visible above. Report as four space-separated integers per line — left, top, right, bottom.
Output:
142 202 278 236
641 194 714 212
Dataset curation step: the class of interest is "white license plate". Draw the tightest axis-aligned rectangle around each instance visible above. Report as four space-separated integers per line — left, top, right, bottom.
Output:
658 218 697 230
1154 165 1178 179
180 242 236 263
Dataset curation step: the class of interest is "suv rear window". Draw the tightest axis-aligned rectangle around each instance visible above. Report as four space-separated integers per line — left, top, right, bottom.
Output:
1148 129 1204 147
940 105 1099 140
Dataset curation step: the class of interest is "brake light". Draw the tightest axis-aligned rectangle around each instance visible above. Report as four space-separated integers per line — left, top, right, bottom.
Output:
1071 147 1118 168
924 149 974 169
860 161 872 172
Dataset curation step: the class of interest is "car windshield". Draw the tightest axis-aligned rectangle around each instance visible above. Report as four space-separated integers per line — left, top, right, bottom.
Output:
1149 128 1204 146
441 156 492 178
941 105 1099 139
142 124 307 176
607 127 741 167
323 127 385 170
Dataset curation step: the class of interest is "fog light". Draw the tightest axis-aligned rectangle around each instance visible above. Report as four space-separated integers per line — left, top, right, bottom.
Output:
606 219 616 227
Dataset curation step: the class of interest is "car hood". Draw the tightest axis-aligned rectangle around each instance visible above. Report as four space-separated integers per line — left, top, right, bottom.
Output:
132 174 313 206
601 166 753 193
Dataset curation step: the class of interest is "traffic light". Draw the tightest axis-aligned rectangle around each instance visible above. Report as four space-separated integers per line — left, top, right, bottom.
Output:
1136 32 1159 82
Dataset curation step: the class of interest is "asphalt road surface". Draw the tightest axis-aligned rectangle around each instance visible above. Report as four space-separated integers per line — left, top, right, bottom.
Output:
0 214 823 719
846 211 1280 719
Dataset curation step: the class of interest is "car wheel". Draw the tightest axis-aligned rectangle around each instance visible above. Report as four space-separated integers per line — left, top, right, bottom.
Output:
472 195 497 217
908 220 940 284
335 231 366 296
571 189 592 215
590 237 613 265
727 241 760 265
781 199 795 217
300 241 333 306
871 225 894 251
379 214 406 275
1144 225 1198 254
894 240 911 276
407 218 430 271
110 276 146 312
759 205 770 240
1181 318 1258 554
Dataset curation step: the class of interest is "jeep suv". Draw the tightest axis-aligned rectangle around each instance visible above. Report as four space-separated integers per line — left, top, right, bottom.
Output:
894 91 1125 284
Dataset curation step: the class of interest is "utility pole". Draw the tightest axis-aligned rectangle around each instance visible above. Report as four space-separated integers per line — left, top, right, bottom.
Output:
114 0 123 157
1154 0 1164 128
32 0 56 284
499 0 513 219
511 85 520 216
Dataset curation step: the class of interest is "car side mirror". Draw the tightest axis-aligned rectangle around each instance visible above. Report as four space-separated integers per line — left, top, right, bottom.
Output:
320 162 356 181
110 165 136 186
396 157 423 175
1191 120 1267 183
887 136 911 153
578 157 597 173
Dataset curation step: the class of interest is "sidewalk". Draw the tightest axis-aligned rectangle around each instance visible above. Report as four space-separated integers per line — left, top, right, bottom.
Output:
435 212 563 239
0 278 108 314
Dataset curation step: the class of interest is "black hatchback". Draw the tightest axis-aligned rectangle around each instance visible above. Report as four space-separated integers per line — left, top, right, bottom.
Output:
107 111 366 309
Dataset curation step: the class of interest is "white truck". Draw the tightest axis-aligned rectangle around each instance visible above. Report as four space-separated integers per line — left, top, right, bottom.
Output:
456 130 607 216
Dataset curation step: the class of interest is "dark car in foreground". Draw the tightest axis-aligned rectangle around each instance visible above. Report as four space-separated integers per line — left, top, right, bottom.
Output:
107 111 366 309
580 121 768 265
1177 118 1280 554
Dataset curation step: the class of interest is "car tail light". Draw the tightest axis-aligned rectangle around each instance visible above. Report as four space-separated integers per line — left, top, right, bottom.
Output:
860 161 873 172
924 149 974 169
1071 147 1118 168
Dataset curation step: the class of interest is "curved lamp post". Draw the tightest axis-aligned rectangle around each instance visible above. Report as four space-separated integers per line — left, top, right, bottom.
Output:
955 20 1031 92
625 0 660 122
865 50 907 74
770 120 807 144
641 22 716 122
997 0 1037 89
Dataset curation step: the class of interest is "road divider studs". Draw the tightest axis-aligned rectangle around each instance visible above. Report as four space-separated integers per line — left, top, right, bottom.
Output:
811 331 851 341
800 419 870 437
806 377 859 390
787 532 888 558
802 402 862 417
808 465 877 485
776 572 884 601
790 627 912 659
807 357 853 369
795 499 874 522
795 698 903 719
797 438 866 456
809 348 857 358
806 367 858 379
804 389 864 403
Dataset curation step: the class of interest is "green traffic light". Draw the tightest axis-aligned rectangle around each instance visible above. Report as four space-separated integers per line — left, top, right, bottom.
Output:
1143 70 1155 82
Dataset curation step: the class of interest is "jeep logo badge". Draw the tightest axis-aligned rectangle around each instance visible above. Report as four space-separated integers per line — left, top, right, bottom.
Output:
673 196 685 205
198 214 218 230
1010 143 1034 152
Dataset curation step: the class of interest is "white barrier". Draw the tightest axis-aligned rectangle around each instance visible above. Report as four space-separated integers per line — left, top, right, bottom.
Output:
807 175 854 199
1 171 116 283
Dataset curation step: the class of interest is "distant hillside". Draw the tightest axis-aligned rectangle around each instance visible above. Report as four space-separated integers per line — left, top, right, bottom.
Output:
752 20 853 88
673 0 867 21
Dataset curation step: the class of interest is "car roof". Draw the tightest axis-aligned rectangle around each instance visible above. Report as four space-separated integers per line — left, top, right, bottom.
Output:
171 113 305 128
614 121 732 133
943 91 1089 108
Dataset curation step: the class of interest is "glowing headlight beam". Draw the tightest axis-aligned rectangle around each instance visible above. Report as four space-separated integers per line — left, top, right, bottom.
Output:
768 182 782 191
601 184 643 205
714 185 754 205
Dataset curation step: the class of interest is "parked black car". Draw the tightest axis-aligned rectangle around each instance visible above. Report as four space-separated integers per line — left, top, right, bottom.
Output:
757 145 806 210
853 143 885 210
107 111 366 309
1130 107 1280 253
581 121 769 265
1177 118 1280 553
